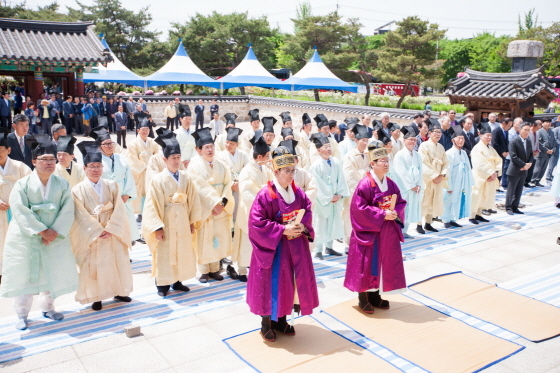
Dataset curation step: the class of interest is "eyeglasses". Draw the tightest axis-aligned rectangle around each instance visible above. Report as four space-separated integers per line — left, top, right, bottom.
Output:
87 165 103 170
36 157 56 163
376 160 390 164
281 169 298 175
101 142 115 147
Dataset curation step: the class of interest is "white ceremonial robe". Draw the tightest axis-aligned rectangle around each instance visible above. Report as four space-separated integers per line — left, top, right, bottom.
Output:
294 166 317 203
216 149 249 221
342 148 370 241
145 152 186 190
101 153 139 241
418 140 449 218
309 156 350 245
189 157 235 265
215 133 227 153
232 160 273 273
126 136 160 214
53 162 84 189
0 158 31 272
0 172 78 299
142 170 202 285
298 132 312 157
442 146 474 223
70 179 132 304
338 137 357 157
471 142 502 216
174 127 197 162
239 128 260 156
392 148 424 226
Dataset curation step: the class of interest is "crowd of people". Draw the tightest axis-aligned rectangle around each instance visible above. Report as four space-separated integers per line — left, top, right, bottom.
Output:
0 95 559 342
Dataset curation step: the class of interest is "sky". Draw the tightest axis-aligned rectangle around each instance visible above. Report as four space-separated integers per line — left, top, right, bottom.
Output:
23 0 559 40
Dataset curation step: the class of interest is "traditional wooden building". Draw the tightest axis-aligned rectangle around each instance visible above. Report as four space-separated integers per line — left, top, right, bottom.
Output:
0 18 111 100
445 67 558 122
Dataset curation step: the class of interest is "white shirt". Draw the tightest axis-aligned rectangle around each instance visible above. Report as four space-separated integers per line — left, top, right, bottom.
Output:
370 171 388 192
0 157 11 175
33 172 53 201
273 177 295 204
166 168 180 185
87 178 103 199
15 133 25 149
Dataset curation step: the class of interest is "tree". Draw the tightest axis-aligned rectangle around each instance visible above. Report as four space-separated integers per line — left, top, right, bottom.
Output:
68 0 161 70
0 2 78 22
374 16 445 108
518 8 539 33
439 39 470 86
467 32 511 73
518 22 560 76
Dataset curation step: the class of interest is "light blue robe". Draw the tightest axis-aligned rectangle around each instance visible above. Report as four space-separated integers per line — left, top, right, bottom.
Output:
0 172 78 299
442 146 474 223
392 148 424 225
101 153 139 241
309 156 350 245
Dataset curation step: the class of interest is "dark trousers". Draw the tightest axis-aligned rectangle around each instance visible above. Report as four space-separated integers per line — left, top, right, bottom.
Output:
505 173 526 211
41 118 53 136
0 115 11 128
531 154 550 184
525 161 536 183
74 115 83 134
195 116 204 131
108 116 116 132
127 116 134 131
116 130 127 148
63 116 73 134
501 158 510 188
166 117 176 130
546 149 559 181
13 108 21 115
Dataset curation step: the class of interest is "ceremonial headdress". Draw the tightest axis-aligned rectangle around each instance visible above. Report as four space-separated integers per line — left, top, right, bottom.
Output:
26 134 56 159
77 141 103 164
56 135 77 155
344 117 360 130
138 117 150 129
388 123 401 132
450 125 465 139
310 132 330 149
224 113 238 125
226 127 243 143
367 140 389 162
261 117 277 134
248 109 260 122
192 127 214 148
302 113 312 125
399 126 416 139
279 139 299 156
478 125 492 135
155 132 181 158
90 126 111 144
314 114 329 128
352 124 370 140
156 127 173 137
280 111 292 123
271 146 296 170
281 127 294 139
178 104 191 118
251 135 269 156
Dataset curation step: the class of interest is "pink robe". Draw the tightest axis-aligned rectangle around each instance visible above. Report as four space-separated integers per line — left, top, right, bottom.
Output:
246 181 318 320
344 174 407 293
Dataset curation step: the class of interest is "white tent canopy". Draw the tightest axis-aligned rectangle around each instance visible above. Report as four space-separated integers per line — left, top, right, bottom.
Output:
284 49 358 93
83 37 146 87
144 42 221 88
218 46 291 90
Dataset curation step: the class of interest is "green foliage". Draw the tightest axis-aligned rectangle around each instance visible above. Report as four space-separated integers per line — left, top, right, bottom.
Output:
467 32 511 72
518 8 539 33
0 2 78 21
518 22 560 76
439 39 470 85
68 0 161 70
373 16 445 107
170 12 279 78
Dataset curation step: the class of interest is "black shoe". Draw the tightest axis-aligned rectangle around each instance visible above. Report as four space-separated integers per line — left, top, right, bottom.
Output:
171 281 190 292
92 301 102 311
136 214 142 223
424 223 439 232
199 274 210 283
475 215 489 222
512 209 524 214
433 216 442 222
481 209 491 216
208 271 224 281
367 290 390 309
444 223 452 229
261 316 276 342
335 238 343 243
238 275 248 282
136 238 146 244
524 183 534 188
469 219 479 225
449 221 462 227
314 252 324 260
226 265 239 280
556 203 560 209
114 295 132 302
157 291 167 297
358 292 374 314
535 182 545 187
487 209 497 214
221 258 233 265
416 224 425 234
131 241 136 246
325 247 342 256
272 316 295 335
507 210 514 215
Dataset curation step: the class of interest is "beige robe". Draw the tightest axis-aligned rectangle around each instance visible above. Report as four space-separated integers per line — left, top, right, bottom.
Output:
70 179 132 304
142 170 202 285
418 140 449 217
216 149 249 221
126 136 160 213
294 166 317 202
215 133 227 153
232 160 273 267
145 152 186 190
0 158 31 272
308 136 342 165
174 127 197 162
53 162 84 189
342 148 370 240
471 142 502 214
189 157 235 265
238 128 260 156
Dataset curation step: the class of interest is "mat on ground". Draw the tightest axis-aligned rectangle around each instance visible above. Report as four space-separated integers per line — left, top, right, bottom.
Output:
223 316 401 373
324 294 523 373
408 272 560 342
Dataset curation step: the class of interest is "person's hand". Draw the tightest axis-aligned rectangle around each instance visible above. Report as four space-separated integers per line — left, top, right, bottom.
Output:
433 175 443 184
39 229 58 245
547 149 553 154
384 210 398 220
121 126 126 130
212 204 225 216
283 223 304 236
190 223 195 234
121 195 130 203
0 200 9 211
447 190 453 194
331 195 341 203
502 152 509 157
411 186 421 193
155 229 165 241
231 181 239 192
99 231 112 239
111 114 115 118
69 114 74 118
487 173 498 182
182 160 190 169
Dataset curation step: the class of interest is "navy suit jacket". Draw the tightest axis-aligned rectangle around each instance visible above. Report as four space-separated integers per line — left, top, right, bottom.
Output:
491 126 509 158
194 104 204 118
7 133 33 169
0 98 11 116
62 101 75 117
115 111 128 129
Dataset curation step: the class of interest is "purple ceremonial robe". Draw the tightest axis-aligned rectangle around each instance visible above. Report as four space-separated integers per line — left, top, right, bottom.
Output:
344 174 407 293
246 181 319 320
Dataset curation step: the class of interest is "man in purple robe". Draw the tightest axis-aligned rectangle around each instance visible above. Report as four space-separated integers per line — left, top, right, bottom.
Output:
344 141 407 314
246 146 318 342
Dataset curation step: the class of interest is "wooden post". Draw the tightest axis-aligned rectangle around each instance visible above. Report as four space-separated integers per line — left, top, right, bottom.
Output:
33 66 44 102
75 67 84 97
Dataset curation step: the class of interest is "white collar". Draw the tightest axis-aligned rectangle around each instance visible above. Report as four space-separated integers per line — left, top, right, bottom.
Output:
273 177 295 204
370 171 388 192
179 126 190 135
0 157 11 175
166 168 180 185
33 171 53 201
87 178 103 198
228 150 238 162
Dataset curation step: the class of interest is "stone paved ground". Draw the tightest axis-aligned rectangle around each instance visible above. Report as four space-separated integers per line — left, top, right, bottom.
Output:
1 130 560 373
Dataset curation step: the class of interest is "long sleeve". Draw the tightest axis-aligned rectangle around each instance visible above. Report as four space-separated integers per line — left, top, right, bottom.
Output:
9 180 49 236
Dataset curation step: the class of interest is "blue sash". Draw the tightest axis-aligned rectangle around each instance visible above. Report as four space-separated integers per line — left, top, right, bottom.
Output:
370 237 380 277
270 240 282 322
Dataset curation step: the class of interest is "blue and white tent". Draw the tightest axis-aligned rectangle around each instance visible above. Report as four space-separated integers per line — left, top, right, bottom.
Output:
218 46 291 90
83 37 146 87
145 42 221 88
284 49 358 93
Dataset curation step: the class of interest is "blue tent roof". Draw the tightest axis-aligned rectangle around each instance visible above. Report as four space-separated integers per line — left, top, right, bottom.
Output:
145 42 220 88
218 47 291 90
284 50 358 93
83 38 146 87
